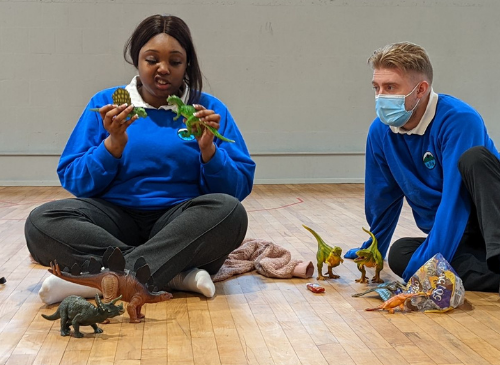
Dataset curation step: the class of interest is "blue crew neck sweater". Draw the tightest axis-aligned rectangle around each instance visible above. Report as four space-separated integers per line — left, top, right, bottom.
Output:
364 94 499 281
58 87 255 210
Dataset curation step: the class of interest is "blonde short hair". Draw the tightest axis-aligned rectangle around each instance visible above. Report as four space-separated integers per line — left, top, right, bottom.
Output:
368 42 433 84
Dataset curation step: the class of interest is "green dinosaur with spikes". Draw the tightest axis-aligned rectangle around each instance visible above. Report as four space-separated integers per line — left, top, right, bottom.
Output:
354 228 384 284
89 88 147 119
303 224 343 280
166 95 235 143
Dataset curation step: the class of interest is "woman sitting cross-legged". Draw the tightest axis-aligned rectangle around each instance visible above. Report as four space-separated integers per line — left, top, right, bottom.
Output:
26 14 255 304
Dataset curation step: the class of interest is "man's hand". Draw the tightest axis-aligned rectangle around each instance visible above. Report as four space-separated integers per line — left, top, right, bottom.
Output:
344 247 360 259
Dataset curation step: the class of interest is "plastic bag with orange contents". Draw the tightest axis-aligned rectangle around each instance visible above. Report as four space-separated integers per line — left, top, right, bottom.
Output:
405 253 465 313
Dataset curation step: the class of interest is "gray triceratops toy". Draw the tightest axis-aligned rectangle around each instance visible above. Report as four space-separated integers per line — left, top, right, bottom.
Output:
42 294 124 338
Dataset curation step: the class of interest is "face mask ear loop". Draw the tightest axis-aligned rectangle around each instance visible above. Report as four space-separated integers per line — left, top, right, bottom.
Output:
409 97 421 113
406 83 422 112
405 82 421 97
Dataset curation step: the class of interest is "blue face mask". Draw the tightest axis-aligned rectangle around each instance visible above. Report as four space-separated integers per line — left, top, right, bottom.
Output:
375 83 421 128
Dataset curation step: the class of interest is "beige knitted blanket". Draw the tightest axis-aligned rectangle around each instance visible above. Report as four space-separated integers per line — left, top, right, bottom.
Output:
212 238 314 282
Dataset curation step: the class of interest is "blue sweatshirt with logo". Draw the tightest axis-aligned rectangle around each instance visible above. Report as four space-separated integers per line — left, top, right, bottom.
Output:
363 94 499 281
58 86 256 209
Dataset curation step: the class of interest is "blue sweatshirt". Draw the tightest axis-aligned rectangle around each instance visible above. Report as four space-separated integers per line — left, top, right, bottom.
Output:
364 94 499 281
58 86 256 209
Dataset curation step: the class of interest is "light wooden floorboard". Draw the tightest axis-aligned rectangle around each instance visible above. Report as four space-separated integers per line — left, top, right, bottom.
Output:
0 184 499 365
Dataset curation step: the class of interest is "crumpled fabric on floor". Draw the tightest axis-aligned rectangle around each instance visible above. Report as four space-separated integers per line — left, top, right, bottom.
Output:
212 238 313 282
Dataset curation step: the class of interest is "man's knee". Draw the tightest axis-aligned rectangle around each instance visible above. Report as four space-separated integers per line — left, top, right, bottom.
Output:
387 239 407 277
458 146 491 175
387 237 424 278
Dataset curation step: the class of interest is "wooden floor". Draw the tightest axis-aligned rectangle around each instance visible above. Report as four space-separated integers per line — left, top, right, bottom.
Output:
1 184 500 365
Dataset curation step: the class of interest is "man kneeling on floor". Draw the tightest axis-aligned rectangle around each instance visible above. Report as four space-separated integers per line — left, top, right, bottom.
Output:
345 41 500 294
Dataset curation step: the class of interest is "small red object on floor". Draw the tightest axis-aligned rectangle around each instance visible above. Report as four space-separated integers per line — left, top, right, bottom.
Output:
307 283 325 293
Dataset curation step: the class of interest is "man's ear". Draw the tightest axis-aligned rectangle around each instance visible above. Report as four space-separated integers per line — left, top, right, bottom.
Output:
417 80 430 98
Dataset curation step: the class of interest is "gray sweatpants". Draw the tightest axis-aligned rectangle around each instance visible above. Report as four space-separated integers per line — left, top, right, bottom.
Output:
25 193 247 291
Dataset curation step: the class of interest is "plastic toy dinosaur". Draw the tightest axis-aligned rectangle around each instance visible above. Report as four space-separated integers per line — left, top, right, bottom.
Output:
90 88 147 119
42 294 124 337
352 281 406 301
303 224 343 280
166 95 235 143
48 247 172 323
354 228 384 284
365 292 427 314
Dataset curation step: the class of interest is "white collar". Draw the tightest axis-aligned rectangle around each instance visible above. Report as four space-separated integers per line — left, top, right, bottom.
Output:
390 89 439 135
125 76 189 111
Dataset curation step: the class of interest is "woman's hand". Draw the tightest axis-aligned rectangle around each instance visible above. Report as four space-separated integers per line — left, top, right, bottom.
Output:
99 104 138 158
192 104 221 163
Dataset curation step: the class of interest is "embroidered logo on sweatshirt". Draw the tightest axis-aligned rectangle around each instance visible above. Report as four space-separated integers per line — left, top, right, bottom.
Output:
423 152 436 169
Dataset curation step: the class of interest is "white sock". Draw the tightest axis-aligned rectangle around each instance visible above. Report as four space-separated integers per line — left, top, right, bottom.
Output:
167 268 215 298
39 275 102 305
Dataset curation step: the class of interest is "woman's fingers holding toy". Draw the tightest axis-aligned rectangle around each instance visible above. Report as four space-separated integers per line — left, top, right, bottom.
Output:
194 110 221 132
202 119 220 130
97 104 115 121
110 104 134 124
193 105 221 125
103 104 137 133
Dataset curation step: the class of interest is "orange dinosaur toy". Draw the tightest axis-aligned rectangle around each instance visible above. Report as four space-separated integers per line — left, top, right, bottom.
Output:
365 292 426 314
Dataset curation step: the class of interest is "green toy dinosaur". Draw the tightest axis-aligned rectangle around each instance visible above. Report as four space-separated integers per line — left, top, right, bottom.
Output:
90 88 147 119
42 294 124 337
166 95 235 143
303 224 343 280
354 228 384 284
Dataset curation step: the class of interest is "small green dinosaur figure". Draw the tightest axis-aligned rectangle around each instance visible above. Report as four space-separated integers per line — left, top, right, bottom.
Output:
303 224 343 280
354 228 384 284
166 95 235 143
90 88 147 119
42 294 124 338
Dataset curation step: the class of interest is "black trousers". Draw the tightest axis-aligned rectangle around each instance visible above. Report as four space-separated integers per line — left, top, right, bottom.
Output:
25 193 247 291
388 146 500 292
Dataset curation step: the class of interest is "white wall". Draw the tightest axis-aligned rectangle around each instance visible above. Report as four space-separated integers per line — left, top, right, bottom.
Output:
1 0 499 185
